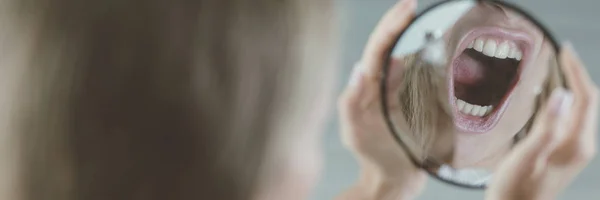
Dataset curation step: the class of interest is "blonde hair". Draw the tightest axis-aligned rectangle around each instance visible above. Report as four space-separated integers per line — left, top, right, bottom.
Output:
398 46 563 165
1 0 333 200
398 53 455 164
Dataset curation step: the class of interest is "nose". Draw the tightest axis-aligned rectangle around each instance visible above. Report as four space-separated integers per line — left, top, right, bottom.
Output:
481 2 527 28
496 5 526 25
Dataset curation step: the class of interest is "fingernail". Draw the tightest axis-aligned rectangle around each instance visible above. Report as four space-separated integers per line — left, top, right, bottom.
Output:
534 86 542 96
562 41 580 60
548 87 573 115
548 87 573 144
400 0 417 10
559 90 574 116
349 62 365 87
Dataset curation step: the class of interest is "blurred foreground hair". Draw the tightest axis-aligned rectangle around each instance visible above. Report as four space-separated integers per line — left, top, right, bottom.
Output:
1 0 333 200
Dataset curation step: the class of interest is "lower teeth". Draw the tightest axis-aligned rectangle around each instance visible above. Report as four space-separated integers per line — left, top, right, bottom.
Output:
456 99 493 117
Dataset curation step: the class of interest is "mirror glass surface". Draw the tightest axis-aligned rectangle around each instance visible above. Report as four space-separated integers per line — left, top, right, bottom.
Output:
382 0 560 188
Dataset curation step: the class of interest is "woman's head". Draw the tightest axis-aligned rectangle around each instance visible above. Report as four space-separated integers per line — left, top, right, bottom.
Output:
397 2 563 169
446 2 563 168
0 0 337 200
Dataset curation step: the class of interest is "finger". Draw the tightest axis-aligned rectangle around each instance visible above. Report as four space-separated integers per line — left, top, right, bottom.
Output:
338 62 370 119
339 58 406 117
340 0 416 114
506 88 573 170
552 44 598 161
361 0 416 79
560 43 597 135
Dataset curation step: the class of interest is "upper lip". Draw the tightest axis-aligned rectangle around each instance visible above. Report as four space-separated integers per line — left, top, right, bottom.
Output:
451 26 534 62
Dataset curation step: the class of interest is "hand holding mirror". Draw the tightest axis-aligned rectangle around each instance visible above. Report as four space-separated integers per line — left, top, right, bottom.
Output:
380 0 564 189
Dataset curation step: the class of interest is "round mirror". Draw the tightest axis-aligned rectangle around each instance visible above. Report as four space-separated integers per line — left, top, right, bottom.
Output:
381 0 563 189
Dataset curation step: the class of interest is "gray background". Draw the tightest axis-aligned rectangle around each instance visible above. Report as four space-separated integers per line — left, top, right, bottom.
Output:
313 0 600 199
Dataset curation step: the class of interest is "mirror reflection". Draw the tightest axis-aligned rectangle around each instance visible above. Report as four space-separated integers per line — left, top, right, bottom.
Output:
383 0 561 187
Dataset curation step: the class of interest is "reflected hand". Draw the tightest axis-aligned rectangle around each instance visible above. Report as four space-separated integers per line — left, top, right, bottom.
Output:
486 44 598 200
336 0 427 199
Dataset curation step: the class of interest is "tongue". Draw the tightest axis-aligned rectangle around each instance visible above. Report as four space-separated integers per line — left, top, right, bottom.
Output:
453 53 486 85
452 49 519 106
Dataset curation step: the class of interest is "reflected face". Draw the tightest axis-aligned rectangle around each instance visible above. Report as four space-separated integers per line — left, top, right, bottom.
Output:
443 3 554 167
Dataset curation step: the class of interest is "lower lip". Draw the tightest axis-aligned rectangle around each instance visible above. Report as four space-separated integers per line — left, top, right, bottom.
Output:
447 28 530 134
450 90 514 134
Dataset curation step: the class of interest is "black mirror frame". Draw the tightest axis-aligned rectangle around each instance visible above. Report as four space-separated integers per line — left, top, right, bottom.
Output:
379 0 562 190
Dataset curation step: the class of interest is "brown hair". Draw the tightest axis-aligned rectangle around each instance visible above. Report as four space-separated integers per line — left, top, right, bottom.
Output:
2 0 334 200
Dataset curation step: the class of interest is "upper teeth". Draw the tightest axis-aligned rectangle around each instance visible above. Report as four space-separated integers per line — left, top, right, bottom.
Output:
467 38 523 61
456 99 493 117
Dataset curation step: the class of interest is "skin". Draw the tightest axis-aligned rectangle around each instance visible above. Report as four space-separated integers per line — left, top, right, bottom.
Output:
487 44 598 200
444 2 556 169
337 0 427 199
338 0 597 199
389 2 557 169
0 0 593 200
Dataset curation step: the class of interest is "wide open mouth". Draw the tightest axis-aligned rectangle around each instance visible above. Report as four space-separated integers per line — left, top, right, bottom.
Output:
450 28 531 133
